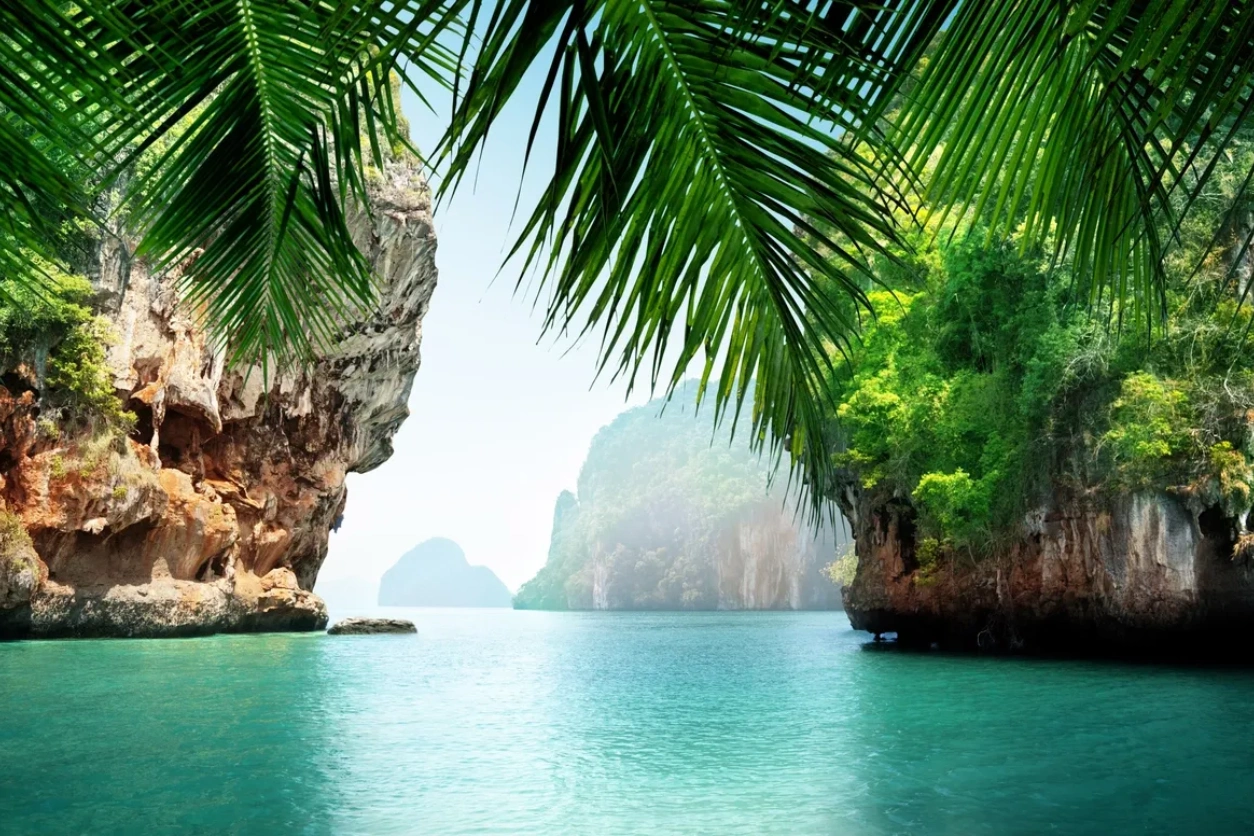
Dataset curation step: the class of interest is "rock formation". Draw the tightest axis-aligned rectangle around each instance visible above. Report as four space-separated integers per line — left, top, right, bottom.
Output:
378 538 512 608
327 617 416 635
840 487 1254 654
0 162 437 638
514 386 851 611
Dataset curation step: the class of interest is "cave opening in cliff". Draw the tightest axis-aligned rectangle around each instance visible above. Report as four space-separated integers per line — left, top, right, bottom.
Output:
895 510 920 574
0 371 34 397
129 399 154 446
154 410 219 478
196 552 229 582
1198 505 1237 557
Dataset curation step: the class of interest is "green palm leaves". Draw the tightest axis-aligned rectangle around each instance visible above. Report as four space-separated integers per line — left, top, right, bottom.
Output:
443 0 949 497
895 1 1254 330
2 0 1254 504
3 0 463 363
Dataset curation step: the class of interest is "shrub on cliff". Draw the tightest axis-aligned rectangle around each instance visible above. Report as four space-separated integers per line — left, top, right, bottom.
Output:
0 509 39 608
826 203 1254 554
0 262 130 429
827 234 1093 549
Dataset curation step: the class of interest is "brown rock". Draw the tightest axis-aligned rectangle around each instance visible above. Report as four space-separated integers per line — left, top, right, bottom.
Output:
840 486 1254 655
0 160 436 639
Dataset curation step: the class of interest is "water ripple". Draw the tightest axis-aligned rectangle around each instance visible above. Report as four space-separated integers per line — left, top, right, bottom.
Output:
2 611 1253 834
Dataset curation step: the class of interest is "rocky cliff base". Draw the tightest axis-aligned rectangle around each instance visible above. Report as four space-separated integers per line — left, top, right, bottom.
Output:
0 570 326 639
843 493 1254 656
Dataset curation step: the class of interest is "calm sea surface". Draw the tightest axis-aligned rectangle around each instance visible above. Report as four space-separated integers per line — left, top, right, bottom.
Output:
2 609 1253 835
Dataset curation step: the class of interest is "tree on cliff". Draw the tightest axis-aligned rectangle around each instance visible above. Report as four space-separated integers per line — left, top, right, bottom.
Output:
3 1 1254 505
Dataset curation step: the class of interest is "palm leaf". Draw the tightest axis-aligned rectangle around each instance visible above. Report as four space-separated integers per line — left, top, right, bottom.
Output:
892 0 1254 332
4 0 466 365
441 0 951 508
0 0 132 284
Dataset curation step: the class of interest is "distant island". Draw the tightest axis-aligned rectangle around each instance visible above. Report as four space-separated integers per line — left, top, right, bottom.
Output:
514 384 850 611
379 538 512 608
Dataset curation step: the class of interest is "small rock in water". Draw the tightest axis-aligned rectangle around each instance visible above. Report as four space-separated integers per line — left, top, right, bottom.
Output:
327 617 417 635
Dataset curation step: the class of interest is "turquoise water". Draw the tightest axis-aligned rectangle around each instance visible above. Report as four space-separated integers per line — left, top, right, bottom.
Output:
2 610 1254 835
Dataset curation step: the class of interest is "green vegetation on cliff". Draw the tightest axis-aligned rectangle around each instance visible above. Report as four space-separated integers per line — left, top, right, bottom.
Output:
826 139 1254 554
0 263 129 428
514 385 845 610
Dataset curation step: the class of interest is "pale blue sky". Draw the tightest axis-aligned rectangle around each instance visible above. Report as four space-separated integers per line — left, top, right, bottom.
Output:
319 57 654 592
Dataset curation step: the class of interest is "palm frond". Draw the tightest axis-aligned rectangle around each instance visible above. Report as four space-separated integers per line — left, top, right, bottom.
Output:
441 0 951 509
0 119 84 282
893 0 1254 331
5 0 465 365
0 0 132 282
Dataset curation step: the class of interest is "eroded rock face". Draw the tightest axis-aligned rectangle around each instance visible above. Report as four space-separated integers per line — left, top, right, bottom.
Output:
715 503 842 610
0 162 437 638
840 488 1254 654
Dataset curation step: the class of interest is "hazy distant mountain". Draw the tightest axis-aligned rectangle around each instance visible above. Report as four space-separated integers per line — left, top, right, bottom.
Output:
514 383 849 611
379 538 512 608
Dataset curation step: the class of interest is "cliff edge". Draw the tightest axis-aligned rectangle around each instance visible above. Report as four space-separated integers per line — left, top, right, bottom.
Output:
0 162 436 638
840 487 1254 654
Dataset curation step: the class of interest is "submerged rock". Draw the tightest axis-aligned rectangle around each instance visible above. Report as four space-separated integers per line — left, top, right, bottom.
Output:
328 617 416 635
0 160 437 639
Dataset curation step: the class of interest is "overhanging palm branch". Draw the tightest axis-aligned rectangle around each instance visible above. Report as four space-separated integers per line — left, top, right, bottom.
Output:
3 0 466 365
1 0 1254 509
892 0 1254 332
441 0 950 504
0 1 130 284
0 121 84 282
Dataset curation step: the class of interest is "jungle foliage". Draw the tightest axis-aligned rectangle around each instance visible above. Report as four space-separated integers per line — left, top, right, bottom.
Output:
827 139 1254 554
0 263 129 428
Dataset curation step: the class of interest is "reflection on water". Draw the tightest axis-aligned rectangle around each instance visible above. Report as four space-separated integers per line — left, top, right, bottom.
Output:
2 610 1254 834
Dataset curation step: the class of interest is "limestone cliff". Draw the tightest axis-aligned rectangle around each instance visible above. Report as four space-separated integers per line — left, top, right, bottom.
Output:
0 162 436 638
573 500 843 611
518 492 844 611
840 486 1254 654
513 386 850 611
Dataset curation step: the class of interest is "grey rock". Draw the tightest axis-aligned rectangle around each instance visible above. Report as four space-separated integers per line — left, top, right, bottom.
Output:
0 577 328 639
379 538 512 607
327 617 416 635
